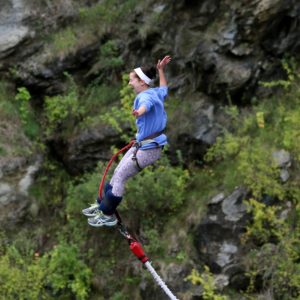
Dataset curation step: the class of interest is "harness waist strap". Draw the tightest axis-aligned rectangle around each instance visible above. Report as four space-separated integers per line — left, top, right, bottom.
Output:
142 130 164 140
133 130 164 148
139 139 157 146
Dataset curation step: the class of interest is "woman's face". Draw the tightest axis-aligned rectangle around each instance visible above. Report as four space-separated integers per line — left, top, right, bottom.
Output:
128 71 147 94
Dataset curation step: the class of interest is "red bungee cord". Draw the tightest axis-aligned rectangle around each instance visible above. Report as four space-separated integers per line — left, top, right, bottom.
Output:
98 140 135 200
96 140 179 300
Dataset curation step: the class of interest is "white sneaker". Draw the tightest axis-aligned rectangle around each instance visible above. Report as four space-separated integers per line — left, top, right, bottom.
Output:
82 203 100 217
88 211 117 227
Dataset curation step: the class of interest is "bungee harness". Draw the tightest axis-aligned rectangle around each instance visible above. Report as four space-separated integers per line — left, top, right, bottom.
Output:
131 130 164 170
97 138 179 300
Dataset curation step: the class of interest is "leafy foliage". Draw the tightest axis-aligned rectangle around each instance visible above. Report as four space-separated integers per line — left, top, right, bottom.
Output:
65 162 107 216
102 73 136 141
281 106 300 161
44 73 84 136
0 241 91 300
0 81 18 121
47 0 139 58
29 159 71 208
259 58 297 90
84 83 119 114
205 132 284 199
51 27 78 56
66 155 189 222
205 63 300 199
124 155 189 221
46 242 92 299
15 87 40 139
79 0 139 30
0 245 46 300
91 40 124 79
245 204 300 299
206 59 300 299
243 198 284 244
186 266 228 300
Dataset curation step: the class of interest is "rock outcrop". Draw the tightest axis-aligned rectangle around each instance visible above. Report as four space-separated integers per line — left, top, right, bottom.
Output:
0 156 41 227
1 0 300 171
193 188 250 291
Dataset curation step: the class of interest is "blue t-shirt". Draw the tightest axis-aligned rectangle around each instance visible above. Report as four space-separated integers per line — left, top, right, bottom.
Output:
133 86 168 150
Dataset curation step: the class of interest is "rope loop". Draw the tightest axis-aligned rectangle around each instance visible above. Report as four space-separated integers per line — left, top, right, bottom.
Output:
98 140 135 200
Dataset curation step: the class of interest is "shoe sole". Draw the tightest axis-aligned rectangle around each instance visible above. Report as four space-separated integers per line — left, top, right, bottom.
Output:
82 206 99 217
87 220 118 227
82 211 98 217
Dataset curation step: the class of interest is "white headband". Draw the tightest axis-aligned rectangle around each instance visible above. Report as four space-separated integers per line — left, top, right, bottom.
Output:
134 67 152 85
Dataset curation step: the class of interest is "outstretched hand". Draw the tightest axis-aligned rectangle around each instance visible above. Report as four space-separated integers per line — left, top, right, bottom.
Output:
132 109 139 117
157 55 171 70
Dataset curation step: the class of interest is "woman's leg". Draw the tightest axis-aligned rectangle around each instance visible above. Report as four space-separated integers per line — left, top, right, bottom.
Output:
110 147 135 188
110 147 161 197
91 147 162 225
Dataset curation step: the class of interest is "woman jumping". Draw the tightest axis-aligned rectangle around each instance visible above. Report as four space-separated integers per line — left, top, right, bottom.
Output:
82 55 171 226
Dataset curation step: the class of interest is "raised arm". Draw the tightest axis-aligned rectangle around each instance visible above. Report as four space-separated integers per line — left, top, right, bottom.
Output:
156 55 171 87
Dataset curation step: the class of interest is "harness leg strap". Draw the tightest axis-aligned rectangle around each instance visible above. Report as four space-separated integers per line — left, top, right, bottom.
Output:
132 146 143 171
131 140 161 171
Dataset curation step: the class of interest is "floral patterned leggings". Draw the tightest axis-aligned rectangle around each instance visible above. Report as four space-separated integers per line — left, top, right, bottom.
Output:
110 146 162 197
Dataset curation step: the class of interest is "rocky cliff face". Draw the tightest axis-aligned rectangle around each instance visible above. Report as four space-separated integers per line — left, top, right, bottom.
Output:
2 0 300 172
1 0 300 298
5 0 300 93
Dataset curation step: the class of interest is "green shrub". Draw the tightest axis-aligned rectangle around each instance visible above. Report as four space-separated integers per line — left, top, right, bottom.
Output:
244 200 300 299
205 59 300 195
124 155 190 225
15 87 31 122
243 198 284 244
0 240 92 300
0 245 47 300
259 58 300 161
205 133 243 162
15 87 40 140
46 242 92 300
85 83 119 112
102 73 136 141
237 144 284 199
51 27 78 56
204 59 300 300
205 132 284 199
259 58 298 90
0 81 18 121
47 0 140 58
29 159 71 210
81 82 120 128
0 146 7 155
79 0 139 30
186 266 228 300
245 237 300 299
281 108 300 161
143 227 164 255
66 162 107 216
111 292 128 300
205 69 300 199
44 74 84 135
89 40 124 79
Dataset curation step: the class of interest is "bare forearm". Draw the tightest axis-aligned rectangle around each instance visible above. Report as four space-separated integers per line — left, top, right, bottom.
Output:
156 55 171 87
132 105 147 117
158 69 167 87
